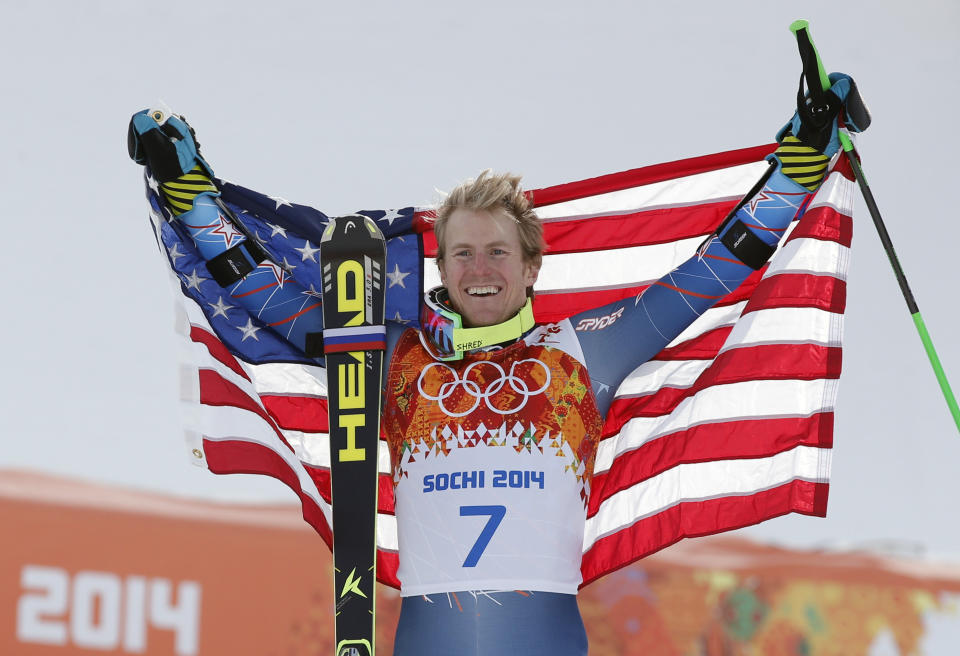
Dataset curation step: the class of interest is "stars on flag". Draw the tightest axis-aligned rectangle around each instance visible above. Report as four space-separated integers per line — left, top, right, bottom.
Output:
146 174 160 194
295 240 321 262
266 222 288 239
208 296 235 319
167 242 187 263
378 208 403 226
148 208 164 232
183 268 208 292
268 195 293 211
237 318 262 341
154 177 423 357
386 263 411 288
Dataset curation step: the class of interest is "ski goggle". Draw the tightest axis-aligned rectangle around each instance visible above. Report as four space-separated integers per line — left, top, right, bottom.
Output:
419 286 535 361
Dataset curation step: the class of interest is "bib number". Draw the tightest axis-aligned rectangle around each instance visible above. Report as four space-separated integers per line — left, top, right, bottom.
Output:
459 505 506 567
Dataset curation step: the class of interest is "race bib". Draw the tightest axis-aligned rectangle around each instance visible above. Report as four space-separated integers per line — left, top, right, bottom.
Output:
395 440 586 595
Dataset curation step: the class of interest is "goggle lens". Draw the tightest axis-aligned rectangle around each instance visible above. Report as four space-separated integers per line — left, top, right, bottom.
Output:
419 296 460 361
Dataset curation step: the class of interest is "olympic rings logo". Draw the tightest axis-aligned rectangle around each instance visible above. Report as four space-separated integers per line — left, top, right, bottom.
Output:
417 359 551 418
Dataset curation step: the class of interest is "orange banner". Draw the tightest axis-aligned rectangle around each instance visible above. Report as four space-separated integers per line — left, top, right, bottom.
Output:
4 469 960 655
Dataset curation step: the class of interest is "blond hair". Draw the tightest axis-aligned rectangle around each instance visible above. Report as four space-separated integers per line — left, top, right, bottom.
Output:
434 170 545 267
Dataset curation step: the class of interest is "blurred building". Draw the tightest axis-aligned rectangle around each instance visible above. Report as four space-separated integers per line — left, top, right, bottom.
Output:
3 469 959 655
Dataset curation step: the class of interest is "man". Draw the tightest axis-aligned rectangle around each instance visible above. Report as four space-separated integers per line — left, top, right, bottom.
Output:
129 71 867 655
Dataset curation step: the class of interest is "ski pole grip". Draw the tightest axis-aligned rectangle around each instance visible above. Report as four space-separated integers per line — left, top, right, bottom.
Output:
790 19 831 93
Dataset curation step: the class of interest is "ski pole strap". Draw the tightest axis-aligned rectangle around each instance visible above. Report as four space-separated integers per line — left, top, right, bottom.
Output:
205 239 269 287
322 325 387 353
719 219 777 270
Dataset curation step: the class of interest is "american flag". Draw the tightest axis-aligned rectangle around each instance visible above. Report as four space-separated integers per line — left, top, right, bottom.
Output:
145 143 852 589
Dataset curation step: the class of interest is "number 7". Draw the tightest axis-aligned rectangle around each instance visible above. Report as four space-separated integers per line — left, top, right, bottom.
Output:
459 505 506 567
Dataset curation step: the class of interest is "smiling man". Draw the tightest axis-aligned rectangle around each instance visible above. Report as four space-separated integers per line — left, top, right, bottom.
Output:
435 174 542 329
381 104 841 648
129 69 868 655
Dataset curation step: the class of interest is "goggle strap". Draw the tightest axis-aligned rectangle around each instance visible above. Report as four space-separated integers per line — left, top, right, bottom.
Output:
450 299 535 352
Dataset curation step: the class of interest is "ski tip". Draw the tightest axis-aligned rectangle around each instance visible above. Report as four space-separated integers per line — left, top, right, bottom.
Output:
321 214 385 244
321 220 336 242
789 19 809 34
364 216 382 238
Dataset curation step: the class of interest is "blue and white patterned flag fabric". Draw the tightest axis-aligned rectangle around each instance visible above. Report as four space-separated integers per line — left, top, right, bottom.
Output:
146 175 423 367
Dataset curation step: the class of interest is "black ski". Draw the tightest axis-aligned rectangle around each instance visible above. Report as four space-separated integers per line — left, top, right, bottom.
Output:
320 215 387 656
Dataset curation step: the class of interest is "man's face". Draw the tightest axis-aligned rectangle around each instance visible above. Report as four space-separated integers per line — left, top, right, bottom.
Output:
438 208 540 328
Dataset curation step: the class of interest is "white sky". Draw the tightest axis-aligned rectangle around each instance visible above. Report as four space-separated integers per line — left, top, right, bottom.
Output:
3 1 959 561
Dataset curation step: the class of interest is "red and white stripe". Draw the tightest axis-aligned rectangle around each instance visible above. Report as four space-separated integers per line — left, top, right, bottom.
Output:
169 288 403 586
164 143 853 589
552 158 853 586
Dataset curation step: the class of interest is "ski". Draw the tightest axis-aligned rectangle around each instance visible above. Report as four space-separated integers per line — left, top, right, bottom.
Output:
320 215 387 656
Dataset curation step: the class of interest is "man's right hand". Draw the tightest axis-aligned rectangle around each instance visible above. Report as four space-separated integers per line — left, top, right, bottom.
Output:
127 108 212 182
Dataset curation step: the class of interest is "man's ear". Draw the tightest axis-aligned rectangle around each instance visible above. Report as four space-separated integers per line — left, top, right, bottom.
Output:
524 260 540 288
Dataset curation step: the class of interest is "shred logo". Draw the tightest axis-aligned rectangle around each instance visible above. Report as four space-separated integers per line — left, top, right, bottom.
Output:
575 307 624 332
335 259 368 463
454 339 485 351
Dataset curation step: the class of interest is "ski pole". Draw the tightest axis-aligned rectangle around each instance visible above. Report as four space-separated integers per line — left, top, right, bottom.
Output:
790 19 960 434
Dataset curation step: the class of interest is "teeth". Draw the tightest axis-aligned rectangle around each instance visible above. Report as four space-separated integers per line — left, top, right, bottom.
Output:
467 286 500 296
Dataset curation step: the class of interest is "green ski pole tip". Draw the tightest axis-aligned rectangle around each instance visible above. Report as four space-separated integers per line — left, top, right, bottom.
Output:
839 131 855 153
788 18 830 92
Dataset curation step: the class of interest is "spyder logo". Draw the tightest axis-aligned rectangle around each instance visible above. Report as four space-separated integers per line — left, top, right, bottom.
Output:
575 307 624 331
